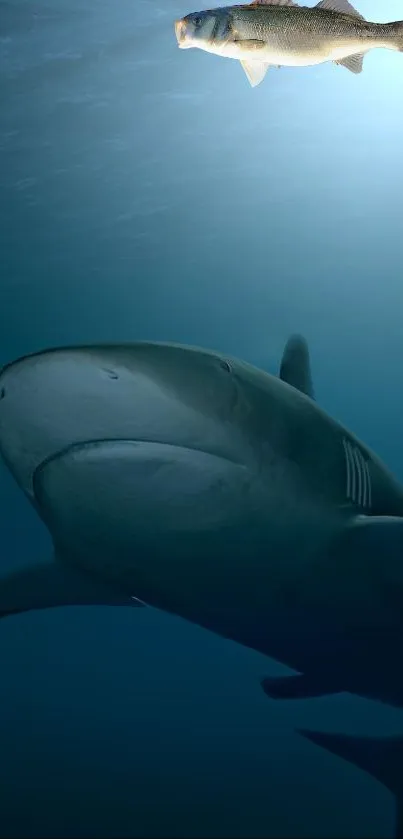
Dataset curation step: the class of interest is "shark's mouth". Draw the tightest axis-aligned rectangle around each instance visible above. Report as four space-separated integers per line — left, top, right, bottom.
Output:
32 438 253 540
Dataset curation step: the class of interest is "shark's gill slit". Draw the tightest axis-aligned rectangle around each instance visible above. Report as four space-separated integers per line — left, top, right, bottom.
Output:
348 441 356 503
343 438 373 510
352 446 363 507
361 450 370 509
364 459 372 509
361 450 368 508
343 438 352 500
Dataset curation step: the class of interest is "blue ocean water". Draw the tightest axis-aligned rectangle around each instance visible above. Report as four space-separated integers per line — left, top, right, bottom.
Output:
1 0 403 835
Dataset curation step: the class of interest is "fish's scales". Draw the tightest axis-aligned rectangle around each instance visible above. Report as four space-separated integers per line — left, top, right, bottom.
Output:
229 4 379 57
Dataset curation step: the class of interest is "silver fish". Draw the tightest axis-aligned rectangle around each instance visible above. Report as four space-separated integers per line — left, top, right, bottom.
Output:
174 0 403 87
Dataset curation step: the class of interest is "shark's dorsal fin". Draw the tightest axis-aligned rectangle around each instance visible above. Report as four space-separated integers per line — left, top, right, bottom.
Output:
279 334 315 399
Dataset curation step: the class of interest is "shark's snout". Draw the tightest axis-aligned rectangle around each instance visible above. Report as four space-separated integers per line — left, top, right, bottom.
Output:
0 348 135 498
0 343 245 501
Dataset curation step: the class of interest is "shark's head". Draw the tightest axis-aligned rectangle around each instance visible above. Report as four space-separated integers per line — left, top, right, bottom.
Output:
174 8 231 51
0 343 249 497
0 344 268 554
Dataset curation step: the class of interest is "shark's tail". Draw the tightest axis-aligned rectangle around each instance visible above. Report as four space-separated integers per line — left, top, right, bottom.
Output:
298 728 403 839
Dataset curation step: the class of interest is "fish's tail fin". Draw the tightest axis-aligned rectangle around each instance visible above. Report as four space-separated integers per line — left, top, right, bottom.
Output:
298 728 403 839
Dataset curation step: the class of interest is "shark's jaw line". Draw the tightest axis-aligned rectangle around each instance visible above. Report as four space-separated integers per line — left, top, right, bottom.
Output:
0 341 246 500
31 437 244 486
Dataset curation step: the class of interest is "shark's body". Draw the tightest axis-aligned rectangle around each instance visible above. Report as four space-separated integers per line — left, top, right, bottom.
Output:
1 336 403 711
2 336 403 835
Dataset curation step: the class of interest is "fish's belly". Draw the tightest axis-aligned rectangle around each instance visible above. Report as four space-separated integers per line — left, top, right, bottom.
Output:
259 39 376 67
222 37 380 68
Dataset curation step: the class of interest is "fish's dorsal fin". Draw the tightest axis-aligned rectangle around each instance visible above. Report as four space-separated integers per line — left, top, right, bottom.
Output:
298 730 403 839
240 59 270 87
335 52 365 73
249 0 298 7
279 334 315 399
315 0 365 20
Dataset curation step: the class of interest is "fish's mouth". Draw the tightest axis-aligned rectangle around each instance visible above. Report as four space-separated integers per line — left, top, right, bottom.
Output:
174 18 192 48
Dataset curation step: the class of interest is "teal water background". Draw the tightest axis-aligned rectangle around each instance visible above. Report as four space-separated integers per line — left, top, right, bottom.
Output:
1 0 403 834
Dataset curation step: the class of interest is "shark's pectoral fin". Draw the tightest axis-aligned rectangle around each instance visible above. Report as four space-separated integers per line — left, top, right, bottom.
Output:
331 515 403 587
261 673 336 700
279 334 315 399
299 729 403 839
0 559 145 619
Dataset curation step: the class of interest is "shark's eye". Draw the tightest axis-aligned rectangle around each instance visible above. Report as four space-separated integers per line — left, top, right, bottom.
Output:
101 368 119 380
220 359 232 374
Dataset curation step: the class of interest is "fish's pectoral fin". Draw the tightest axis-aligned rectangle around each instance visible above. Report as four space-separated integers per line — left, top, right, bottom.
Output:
315 0 365 20
335 52 365 74
0 558 145 619
261 673 336 700
298 729 403 839
279 334 315 399
240 59 270 87
235 39 266 50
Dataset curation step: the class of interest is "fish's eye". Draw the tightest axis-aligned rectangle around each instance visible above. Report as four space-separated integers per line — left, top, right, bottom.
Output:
193 15 202 27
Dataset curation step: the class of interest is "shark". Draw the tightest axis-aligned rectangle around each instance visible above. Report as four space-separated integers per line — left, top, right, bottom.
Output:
0 335 403 711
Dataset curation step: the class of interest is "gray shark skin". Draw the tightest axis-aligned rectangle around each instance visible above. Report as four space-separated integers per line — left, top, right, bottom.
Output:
1 336 403 711
298 729 403 839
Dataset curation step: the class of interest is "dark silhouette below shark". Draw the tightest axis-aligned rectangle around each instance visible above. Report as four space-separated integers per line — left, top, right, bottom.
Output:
299 728 403 839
